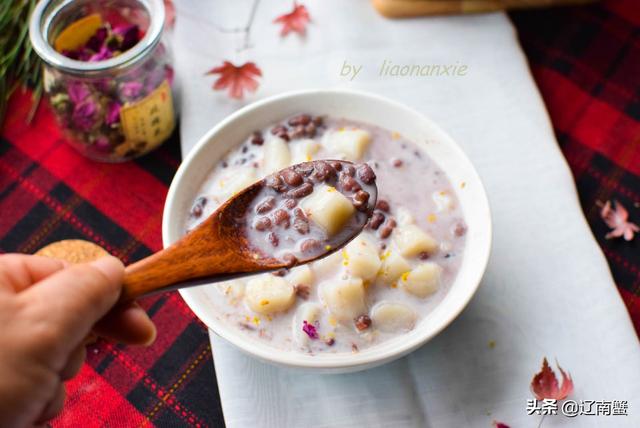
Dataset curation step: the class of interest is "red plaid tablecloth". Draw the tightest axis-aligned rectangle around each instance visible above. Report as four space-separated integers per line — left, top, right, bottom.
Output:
0 0 637 426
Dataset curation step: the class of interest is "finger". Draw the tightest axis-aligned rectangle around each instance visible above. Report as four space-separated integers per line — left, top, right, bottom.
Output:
35 382 65 425
60 344 86 381
0 254 66 293
20 256 124 351
94 301 157 346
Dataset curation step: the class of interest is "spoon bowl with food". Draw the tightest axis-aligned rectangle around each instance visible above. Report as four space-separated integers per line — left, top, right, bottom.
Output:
121 160 377 301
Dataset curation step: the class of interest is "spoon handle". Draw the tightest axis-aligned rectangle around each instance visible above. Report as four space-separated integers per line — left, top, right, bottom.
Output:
121 229 248 301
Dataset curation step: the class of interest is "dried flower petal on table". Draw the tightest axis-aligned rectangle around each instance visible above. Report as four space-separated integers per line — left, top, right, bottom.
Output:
206 61 262 99
274 3 311 37
600 200 639 241
531 358 573 401
492 421 510 428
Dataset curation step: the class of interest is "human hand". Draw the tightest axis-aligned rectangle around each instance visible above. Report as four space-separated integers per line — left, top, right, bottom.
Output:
0 254 156 427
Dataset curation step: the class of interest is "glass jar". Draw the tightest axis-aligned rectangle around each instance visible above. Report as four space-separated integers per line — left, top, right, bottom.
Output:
29 0 176 162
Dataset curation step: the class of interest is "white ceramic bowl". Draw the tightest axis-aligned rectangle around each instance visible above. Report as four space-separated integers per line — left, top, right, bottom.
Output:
163 89 492 373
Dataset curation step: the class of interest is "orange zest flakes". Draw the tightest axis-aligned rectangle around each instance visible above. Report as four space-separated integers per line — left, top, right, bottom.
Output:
427 213 437 223
325 244 332 251
391 131 401 140
252 316 261 326
390 282 397 288
260 299 270 306
328 316 337 327
400 271 410 282
363 279 371 289
380 250 391 261
341 249 349 266
326 186 337 193
460 181 466 189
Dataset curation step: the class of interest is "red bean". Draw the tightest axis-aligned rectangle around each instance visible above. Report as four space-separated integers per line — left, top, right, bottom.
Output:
273 209 291 228
312 116 324 127
288 114 311 126
355 314 372 331
271 125 290 141
293 207 306 220
250 131 264 145
294 219 309 235
453 222 467 237
313 161 334 182
282 169 303 186
283 253 297 267
288 182 314 198
255 196 276 214
290 125 306 139
368 212 385 230
379 225 393 239
357 163 376 184
254 217 272 231
391 158 403 167
329 160 343 171
190 196 207 218
379 218 397 239
304 123 316 137
271 124 287 135
295 283 310 299
268 232 279 247
376 200 390 212
352 190 370 209
340 174 361 192
284 198 297 209
266 175 287 192
300 239 320 253
272 269 287 277
343 165 355 176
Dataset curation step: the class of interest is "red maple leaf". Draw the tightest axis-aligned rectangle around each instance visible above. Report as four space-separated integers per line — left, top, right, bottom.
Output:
600 200 639 241
531 358 574 401
274 3 310 37
206 61 262 99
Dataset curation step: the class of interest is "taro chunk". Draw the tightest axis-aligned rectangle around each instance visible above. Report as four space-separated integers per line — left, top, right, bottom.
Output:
393 224 438 258
245 275 295 314
321 277 366 323
401 262 441 298
301 185 355 236
263 137 291 174
371 302 416 332
324 129 371 161
344 235 381 281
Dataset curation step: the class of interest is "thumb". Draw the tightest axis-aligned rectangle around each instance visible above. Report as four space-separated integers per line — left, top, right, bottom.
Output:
20 256 124 353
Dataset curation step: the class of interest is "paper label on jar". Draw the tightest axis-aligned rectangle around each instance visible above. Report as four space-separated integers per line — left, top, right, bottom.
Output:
54 13 103 52
120 80 175 150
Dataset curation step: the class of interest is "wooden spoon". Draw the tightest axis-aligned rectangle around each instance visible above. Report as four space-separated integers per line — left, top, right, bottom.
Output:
121 160 378 301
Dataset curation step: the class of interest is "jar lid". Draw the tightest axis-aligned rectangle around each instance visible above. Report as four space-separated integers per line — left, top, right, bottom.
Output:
29 0 165 76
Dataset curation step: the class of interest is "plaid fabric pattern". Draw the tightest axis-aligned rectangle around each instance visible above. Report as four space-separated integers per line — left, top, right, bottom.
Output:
511 0 640 334
1 0 638 426
1 91 224 427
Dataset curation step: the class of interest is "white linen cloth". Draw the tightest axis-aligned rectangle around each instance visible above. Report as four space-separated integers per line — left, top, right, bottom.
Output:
172 1 640 426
